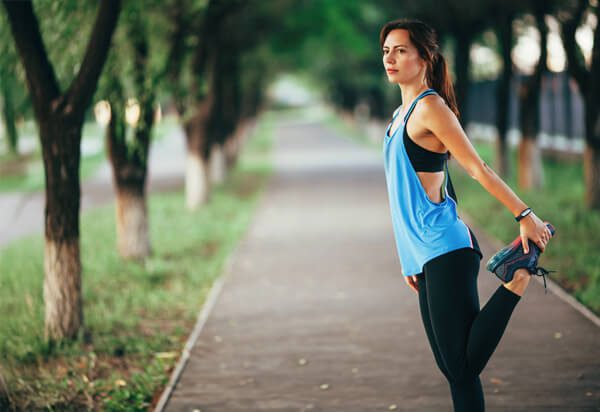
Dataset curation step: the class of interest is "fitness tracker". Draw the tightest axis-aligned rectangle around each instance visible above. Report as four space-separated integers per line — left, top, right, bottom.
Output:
515 207 532 222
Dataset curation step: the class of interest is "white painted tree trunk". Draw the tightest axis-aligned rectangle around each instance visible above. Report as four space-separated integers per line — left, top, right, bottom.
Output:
116 190 151 260
209 143 226 185
44 239 82 341
186 151 210 210
518 137 544 189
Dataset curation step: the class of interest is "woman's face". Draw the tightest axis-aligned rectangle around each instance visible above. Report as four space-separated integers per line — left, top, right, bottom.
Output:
382 29 425 84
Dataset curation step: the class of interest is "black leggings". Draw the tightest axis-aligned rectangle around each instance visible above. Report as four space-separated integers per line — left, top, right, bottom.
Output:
416 247 521 412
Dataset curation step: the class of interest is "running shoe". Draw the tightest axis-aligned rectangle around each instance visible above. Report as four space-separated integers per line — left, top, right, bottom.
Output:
486 223 556 293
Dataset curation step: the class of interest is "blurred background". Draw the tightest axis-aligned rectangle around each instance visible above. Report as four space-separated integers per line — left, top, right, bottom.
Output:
0 0 599 409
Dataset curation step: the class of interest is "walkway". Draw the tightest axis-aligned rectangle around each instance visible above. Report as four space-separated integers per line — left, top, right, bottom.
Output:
162 117 600 411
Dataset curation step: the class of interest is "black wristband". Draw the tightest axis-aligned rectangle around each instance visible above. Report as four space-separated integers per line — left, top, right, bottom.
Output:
515 207 532 222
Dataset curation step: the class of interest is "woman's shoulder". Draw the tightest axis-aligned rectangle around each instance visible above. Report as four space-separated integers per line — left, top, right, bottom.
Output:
415 92 451 120
420 91 446 107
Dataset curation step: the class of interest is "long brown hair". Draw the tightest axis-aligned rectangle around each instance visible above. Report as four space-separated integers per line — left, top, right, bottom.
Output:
379 18 460 120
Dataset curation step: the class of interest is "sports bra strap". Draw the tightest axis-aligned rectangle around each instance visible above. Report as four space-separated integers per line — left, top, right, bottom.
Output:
403 88 436 124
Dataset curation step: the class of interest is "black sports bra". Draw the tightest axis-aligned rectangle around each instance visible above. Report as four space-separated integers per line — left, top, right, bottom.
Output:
403 128 448 173
402 124 458 204
386 99 457 203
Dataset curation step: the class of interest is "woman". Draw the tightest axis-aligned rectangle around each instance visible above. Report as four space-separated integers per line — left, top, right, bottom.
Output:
380 18 554 411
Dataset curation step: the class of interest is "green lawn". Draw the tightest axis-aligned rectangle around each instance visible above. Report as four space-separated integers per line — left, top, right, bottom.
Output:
325 111 600 316
0 114 274 411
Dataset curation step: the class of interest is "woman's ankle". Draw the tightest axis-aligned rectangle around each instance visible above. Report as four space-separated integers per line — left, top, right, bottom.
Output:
502 269 531 297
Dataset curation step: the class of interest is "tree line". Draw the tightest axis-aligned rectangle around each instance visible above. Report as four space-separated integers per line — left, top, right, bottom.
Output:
1 0 290 343
1 0 598 345
279 0 599 206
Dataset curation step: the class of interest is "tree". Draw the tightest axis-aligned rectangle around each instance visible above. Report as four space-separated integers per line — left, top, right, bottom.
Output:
517 1 550 190
2 0 121 341
164 0 218 210
100 1 166 260
165 0 277 209
491 5 516 178
206 0 293 179
559 0 600 209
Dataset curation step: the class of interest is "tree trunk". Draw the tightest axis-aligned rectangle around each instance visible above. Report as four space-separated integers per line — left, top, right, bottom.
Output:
517 4 547 190
209 143 226 184
495 137 509 178
116 187 150 259
582 69 600 209
518 137 543 189
517 90 544 190
183 97 212 210
584 143 600 209
453 29 473 127
494 9 514 179
559 0 599 209
108 146 151 261
206 42 239 184
42 121 83 341
185 150 209 209
3 0 121 342
0 73 18 154
517 74 544 191
44 238 82 340
106 88 152 260
184 116 211 210
107 119 151 260
224 123 244 171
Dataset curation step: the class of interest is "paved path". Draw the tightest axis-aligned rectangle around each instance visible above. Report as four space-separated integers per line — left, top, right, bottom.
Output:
163 118 600 411
0 129 186 248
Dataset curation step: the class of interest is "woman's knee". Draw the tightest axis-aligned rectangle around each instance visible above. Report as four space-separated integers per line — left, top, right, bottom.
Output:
444 358 471 383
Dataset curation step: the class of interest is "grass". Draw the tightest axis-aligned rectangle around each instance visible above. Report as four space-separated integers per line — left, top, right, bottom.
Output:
326 111 600 316
0 114 274 411
0 115 179 193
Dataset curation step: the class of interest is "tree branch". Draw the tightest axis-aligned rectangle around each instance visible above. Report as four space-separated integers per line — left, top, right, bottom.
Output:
2 0 60 120
64 0 122 117
559 0 589 91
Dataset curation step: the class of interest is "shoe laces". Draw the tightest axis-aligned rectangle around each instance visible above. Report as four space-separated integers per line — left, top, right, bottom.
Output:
528 266 555 294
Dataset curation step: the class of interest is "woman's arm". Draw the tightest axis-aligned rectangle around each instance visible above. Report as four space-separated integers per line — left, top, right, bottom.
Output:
418 95 553 252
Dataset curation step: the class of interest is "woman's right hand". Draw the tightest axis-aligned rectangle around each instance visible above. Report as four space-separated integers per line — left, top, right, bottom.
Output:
519 212 553 253
404 274 419 294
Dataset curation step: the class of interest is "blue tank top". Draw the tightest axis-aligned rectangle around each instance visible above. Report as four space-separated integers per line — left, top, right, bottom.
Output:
383 88 478 276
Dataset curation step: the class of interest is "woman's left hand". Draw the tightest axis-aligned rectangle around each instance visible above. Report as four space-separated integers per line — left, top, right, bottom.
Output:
519 212 553 253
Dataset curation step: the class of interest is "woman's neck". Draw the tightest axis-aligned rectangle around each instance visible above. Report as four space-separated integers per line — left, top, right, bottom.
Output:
398 83 430 108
